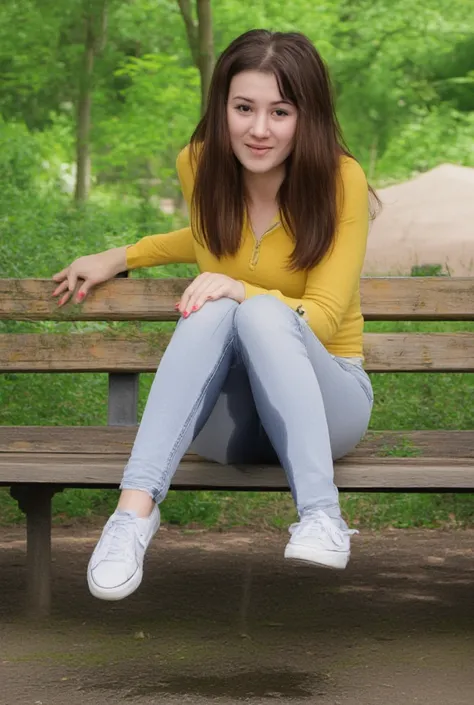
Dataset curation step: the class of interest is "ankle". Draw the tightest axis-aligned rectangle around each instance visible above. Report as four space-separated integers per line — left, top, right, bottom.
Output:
301 506 345 526
117 489 154 518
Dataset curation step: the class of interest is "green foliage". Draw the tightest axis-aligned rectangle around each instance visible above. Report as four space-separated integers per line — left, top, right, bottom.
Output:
375 107 474 182
1 486 473 529
329 0 474 176
0 119 42 190
377 438 421 458
2 0 473 190
411 263 446 277
0 119 176 279
95 53 200 192
341 492 474 529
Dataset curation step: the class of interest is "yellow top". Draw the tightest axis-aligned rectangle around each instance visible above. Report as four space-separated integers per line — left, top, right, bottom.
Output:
126 145 369 358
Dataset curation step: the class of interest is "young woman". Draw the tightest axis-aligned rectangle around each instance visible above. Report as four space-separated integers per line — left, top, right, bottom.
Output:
53 29 375 601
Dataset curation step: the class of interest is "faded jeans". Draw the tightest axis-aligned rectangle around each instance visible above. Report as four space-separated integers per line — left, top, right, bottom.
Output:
121 295 374 523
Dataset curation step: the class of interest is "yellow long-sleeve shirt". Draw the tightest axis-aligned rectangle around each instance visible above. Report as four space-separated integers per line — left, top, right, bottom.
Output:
126 146 369 358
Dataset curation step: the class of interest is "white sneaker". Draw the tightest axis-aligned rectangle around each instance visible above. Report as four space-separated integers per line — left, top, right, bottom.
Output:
284 510 358 569
87 506 160 600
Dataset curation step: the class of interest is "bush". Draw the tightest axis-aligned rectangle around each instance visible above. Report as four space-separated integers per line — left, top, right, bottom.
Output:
0 119 42 191
410 263 447 277
0 142 176 279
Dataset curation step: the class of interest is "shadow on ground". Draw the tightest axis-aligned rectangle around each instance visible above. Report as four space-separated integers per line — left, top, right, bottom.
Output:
0 526 473 704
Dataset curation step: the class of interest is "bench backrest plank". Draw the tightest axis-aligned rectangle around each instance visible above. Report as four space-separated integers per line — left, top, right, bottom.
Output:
1 277 474 321
1 331 474 372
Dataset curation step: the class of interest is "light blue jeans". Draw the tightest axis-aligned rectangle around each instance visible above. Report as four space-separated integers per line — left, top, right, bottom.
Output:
121 295 373 523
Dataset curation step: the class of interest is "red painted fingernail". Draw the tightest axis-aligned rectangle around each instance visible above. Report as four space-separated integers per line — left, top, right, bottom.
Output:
192 306 198 311
174 302 180 309
77 292 85 301
183 311 189 318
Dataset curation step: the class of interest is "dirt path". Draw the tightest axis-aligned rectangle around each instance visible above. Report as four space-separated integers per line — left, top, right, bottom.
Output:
1 524 473 705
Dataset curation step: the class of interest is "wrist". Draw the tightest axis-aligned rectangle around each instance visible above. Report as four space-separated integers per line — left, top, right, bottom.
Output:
108 246 129 277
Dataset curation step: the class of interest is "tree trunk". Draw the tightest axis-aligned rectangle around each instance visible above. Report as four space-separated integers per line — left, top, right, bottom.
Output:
74 1 107 203
196 0 214 115
74 13 95 203
368 136 378 182
177 0 214 116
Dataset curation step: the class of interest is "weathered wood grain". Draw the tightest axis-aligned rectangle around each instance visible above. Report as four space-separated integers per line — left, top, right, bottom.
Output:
1 453 473 490
10 486 55 617
1 331 473 372
1 277 474 321
363 332 474 371
1 427 473 458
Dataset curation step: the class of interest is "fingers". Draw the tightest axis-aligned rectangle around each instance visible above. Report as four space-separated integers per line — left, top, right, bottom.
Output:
67 270 78 294
178 273 211 314
52 267 68 283
188 282 226 313
52 256 102 306
180 276 232 316
52 268 79 307
58 289 73 307
75 280 91 303
52 279 69 298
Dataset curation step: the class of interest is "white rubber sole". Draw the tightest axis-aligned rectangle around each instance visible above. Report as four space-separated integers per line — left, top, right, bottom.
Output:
87 563 143 601
87 505 161 601
284 543 350 570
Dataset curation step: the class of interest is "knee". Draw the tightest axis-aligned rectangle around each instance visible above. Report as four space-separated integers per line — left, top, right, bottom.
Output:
234 295 295 340
182 297 238 325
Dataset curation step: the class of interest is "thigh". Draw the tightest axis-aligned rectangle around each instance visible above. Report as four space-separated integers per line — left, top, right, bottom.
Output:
189 358 276 464
299 322 374 459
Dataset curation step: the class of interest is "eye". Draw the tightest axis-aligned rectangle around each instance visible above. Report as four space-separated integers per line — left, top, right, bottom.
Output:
236 104 251 113
274 109 289 117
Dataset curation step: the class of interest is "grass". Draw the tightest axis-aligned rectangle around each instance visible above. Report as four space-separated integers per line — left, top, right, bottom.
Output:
1 487 473 531
377 438 421 458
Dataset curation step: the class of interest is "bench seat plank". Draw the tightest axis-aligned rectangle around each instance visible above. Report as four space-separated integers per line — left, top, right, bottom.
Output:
2 331 474 372
2 277 474 321
1 427 473 459
0 452 473 490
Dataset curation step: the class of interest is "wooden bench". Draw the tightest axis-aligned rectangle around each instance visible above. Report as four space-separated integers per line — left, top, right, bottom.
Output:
1 276 474 617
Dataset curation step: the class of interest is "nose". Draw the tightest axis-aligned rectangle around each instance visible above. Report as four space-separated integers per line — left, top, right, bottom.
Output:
249 111 270 139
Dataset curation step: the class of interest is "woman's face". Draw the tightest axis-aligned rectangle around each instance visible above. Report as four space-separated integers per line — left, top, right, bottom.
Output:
227 70 297 176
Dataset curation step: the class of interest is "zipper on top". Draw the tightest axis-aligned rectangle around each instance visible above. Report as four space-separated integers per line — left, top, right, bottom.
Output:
249 222 279 270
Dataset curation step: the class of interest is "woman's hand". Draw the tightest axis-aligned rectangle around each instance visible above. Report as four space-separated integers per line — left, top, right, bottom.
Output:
52 246 128 306
177 272 245 317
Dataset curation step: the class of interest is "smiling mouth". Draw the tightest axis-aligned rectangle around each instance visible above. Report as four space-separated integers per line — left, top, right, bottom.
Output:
246 144 272 153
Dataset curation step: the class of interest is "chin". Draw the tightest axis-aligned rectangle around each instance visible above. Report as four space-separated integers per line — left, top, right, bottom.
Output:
239 157 279 175
244 163 275 174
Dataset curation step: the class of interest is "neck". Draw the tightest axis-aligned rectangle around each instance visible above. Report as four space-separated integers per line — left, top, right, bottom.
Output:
243 164 285 205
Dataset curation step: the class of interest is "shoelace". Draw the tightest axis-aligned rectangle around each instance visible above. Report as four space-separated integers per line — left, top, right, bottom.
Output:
100 515 138 562
289 510 358 547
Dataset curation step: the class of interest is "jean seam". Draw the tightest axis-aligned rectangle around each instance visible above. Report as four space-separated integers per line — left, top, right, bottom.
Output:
292 309 307 338
294 312 373 406
232 307 244 361
119 483 155 500
153 333 235 500
334 358 374 405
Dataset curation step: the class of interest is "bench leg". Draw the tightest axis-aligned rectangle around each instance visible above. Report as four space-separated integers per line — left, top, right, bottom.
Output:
10 485 56 618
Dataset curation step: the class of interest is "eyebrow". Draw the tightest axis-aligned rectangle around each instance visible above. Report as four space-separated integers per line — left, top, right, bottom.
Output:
231 95 293 106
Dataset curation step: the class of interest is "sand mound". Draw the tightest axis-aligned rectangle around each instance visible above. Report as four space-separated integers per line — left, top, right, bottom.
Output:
363 164 474 276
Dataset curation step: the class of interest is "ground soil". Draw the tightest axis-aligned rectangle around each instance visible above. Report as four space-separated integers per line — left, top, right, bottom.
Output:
1 524 473 705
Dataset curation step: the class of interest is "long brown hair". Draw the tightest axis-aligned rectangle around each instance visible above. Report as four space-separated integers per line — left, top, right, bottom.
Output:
190 29 375 270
